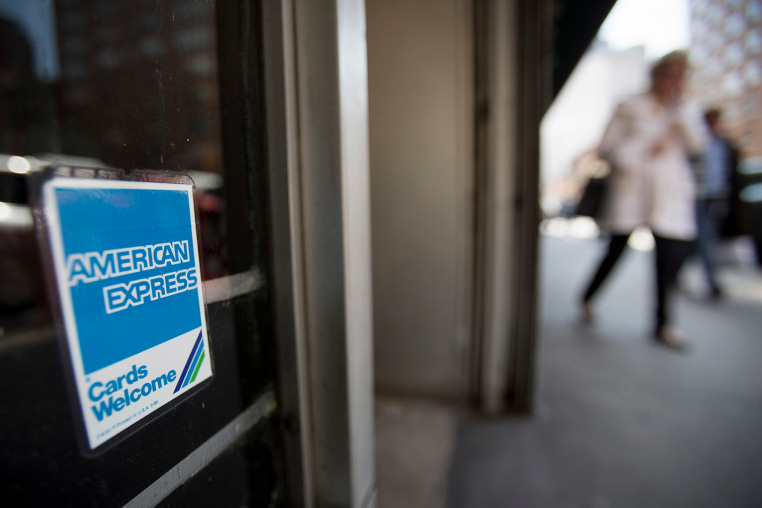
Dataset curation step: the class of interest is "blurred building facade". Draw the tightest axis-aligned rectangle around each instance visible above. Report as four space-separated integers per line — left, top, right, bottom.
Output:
690 0 762 157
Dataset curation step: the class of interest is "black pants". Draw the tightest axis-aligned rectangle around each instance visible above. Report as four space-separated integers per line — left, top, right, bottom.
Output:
582 232 691 331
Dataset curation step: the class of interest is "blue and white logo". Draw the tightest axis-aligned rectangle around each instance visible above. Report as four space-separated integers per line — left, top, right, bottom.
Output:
43 178 212 450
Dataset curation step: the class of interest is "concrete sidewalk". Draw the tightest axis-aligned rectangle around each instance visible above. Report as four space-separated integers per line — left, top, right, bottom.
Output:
447 235 762 508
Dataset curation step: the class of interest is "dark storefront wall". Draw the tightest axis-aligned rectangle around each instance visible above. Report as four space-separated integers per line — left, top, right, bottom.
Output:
0 0 286 505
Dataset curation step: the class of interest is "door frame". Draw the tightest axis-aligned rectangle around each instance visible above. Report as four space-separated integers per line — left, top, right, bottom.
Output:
262 0 376 506
471 0 547 414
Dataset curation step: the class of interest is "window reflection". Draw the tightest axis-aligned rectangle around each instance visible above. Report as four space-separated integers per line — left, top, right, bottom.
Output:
53 1 223 174
0 0 231 337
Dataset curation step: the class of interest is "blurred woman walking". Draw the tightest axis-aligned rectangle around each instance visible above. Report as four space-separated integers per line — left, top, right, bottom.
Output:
580 50 709 349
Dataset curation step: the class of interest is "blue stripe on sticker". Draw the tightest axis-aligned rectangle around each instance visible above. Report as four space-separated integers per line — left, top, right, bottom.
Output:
174 330 203 393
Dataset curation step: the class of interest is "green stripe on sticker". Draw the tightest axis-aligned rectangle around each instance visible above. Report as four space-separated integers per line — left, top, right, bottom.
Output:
189 350 205 384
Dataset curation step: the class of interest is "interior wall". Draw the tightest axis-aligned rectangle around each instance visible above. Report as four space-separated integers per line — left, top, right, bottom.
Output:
367 0 474 399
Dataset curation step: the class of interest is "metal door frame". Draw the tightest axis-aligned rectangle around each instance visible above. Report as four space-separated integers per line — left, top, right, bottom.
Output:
471 0 548 415
262 1 376 506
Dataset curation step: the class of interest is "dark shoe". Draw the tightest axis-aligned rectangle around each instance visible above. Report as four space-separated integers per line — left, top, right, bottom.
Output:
710 287 724 300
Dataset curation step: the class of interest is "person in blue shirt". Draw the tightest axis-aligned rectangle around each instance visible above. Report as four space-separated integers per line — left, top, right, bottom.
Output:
694 108 738 298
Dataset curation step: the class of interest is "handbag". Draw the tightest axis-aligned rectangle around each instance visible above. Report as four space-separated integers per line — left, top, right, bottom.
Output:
574 172 610 219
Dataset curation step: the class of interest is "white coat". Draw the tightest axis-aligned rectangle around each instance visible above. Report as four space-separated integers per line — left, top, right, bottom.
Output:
598 92 709 240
